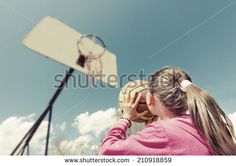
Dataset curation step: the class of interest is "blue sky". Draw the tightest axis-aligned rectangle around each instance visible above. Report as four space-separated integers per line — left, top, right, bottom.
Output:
0 0 236 153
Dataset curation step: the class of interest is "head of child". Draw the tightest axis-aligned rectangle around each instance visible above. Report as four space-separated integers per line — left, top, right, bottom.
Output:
146 67 191 119
146 66 236 155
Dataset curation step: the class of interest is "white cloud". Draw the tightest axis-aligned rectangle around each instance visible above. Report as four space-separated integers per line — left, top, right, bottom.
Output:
73 108 119 137
3 109 235 155
228 112 236 134
54 107 120 155
57 135 95 155
0 114 50 155
0 108 120 155
56 122 67 132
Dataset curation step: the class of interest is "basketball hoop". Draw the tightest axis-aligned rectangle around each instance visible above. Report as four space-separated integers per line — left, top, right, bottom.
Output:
76 34 106 79
11 17 118 155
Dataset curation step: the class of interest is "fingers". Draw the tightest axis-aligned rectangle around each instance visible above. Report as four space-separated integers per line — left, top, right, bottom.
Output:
145 119 151 126
126 92 132 103
129 93 136 104
137 110 148 118
133 93 142 106
127 92 137 104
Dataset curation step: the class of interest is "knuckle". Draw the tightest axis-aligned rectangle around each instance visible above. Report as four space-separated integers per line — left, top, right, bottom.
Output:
131 105 135 109
124 103 132 108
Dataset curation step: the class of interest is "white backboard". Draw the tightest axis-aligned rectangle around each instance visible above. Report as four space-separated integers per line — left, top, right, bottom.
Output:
23 16 118 87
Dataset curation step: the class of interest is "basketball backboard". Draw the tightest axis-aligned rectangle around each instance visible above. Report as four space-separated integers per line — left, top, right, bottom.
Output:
23 16 118 87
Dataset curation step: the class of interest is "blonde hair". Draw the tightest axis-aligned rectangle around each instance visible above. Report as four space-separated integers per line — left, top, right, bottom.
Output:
148 66 236 155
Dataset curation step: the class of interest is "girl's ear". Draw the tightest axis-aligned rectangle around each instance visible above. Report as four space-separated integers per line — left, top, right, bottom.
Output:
146 92 159 116
146 92 155 106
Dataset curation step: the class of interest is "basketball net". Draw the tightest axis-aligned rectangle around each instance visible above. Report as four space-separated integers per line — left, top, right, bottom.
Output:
77 35 106 85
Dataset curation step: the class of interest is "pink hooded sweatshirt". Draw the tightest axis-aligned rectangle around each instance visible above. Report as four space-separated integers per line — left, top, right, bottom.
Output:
100 115 214 155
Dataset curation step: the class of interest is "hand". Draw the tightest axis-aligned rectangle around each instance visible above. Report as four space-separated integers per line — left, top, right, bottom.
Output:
122 93 148 121
145 116 158 126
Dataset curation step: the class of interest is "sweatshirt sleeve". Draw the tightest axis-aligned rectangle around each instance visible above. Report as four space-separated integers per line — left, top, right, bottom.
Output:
99 119 169 155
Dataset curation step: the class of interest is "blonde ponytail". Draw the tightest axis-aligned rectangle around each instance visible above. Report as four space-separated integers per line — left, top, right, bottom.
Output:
186 84 236 155
149 66 236 155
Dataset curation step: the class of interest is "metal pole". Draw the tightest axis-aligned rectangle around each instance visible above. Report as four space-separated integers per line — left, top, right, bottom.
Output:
11 68 75 155
45 106 53 155
27 144 30 155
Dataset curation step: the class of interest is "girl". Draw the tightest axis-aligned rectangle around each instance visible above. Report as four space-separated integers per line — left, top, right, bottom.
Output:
100 66 236 155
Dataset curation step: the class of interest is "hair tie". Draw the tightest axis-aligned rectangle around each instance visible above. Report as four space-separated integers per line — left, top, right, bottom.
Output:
180 80 192 92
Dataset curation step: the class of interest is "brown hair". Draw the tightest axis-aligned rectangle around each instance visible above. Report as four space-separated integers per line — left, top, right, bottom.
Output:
148 66 236 155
